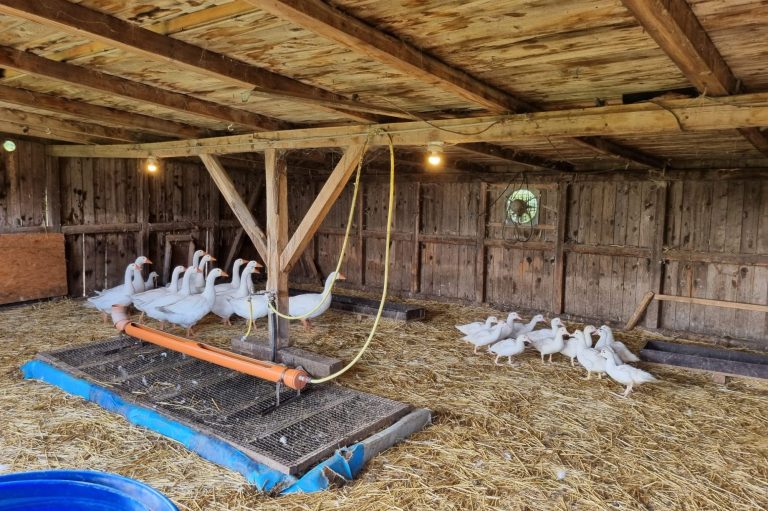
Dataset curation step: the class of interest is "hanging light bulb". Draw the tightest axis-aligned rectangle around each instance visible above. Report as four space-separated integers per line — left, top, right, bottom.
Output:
2 140 16 152
146 156 159 173
426 141 444 168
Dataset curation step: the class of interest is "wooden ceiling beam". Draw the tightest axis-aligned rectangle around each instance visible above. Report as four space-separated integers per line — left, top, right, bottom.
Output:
458 142 574 172
2 1 259 81
0 0 408 122
0 121 112 145
0 105 154 143
622 0 768 157
571 136 669 169
46 91 768 158
0 84 207 139
0 45 289 132
247 0 666 168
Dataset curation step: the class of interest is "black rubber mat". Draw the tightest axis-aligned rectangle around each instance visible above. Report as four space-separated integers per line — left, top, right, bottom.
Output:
36 336 411 475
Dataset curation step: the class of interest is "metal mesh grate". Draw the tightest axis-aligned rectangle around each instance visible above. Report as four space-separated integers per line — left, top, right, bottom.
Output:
37 336 411 475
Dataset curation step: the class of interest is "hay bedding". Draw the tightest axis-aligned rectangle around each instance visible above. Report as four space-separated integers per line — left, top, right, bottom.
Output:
0 297 766 510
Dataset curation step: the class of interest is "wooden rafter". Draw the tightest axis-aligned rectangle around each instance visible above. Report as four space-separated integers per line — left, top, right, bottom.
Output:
2 1 259 81
622 0 768 156
0 0 410 122
0 84 206 139
247 0 666 168
0 105 152 143
0 121 113 145
46 91 768 159
223 179 265 271
0 45 290 132
199 154 268 262
459 143 574 172
280 144 366 272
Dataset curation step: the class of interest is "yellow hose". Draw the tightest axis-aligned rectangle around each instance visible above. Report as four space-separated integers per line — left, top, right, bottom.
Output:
310 136 395 384
267 141 368 321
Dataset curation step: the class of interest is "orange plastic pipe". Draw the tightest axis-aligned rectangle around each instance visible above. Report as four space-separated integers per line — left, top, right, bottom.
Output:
111 305 310 390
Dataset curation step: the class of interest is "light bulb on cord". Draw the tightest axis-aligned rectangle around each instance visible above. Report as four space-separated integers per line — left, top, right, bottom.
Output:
2 140 16 152
426 141 444 168
146 156 159 173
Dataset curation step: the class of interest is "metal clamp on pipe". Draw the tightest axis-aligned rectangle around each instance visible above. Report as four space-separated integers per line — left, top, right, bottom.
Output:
111 305 311 390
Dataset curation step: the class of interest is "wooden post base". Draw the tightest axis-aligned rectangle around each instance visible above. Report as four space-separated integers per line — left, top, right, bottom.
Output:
231 336 343 378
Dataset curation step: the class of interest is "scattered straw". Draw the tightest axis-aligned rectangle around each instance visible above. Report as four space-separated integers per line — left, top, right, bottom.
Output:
0 296 766 510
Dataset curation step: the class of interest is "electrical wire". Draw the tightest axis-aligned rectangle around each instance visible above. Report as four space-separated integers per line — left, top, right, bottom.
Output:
310 134 395 385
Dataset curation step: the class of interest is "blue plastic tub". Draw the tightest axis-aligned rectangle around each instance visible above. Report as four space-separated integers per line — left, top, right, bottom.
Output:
0 470 177 511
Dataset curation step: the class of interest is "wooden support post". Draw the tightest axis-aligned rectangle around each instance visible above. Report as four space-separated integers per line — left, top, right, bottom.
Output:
474 181 487 303
645 182 668 328
410 181 421 295
552 181 569 314
265 148 290 347
223 177 264 270
199 154 267 262
207 170 221 259
136 160 149 257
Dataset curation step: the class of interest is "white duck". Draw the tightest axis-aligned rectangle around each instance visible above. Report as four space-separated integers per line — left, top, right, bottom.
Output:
463 322 508 354
212 261 260 325
191 253 216 294
511 314 546 336
498 312 522 339
133 265 185 321
144 267 200 329
288 271 344 331
560 325 596 367
575 330 607 380
144 271 159 290
158 268 228 337
456 316 498 336
525 325 568 363
599 348 658 397
86 262 145 321
595 325 639 363
488 334 529 365
526 318 565 342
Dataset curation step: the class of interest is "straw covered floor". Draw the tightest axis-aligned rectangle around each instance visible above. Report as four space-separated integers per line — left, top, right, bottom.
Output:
0 297 766 510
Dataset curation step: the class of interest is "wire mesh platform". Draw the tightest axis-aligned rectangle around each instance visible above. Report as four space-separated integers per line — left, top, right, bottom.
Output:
34 336 412 476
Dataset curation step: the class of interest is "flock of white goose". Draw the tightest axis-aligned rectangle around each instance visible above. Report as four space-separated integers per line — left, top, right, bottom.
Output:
457 314 658 397
85 250 342 336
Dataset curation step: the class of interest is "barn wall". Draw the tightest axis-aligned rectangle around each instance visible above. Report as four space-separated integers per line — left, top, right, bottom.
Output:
291 170 768 345
0 140 261 297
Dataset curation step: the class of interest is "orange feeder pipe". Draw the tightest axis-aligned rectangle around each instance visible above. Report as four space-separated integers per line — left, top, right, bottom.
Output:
111 305 310 390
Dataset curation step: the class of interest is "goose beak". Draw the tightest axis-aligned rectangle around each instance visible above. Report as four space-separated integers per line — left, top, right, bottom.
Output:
145 258 153 265
255 261 264 267
337 273 347 281
220 271 229 278
208 256 217 262
195 268 203 273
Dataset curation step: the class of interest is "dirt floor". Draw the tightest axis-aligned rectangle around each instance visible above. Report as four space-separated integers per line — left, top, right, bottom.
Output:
0 296 766 510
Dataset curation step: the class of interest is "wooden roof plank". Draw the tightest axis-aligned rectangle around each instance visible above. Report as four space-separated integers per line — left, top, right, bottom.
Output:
0 44 290 132
248 0 666 168
0 0 410 121
622 0 768 156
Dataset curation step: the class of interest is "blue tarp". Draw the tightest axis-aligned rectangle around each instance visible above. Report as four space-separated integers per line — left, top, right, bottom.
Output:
21 360 366 494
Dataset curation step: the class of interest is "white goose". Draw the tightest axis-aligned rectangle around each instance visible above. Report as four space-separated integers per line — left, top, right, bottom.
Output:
133 265 185 321
158 268 227 337
144 267 200 329
526 318 565 342
288 272 344 331
86 261 145 321
128 256 153 293
229 293 269 330
215 258 255 294
212 261 260 325
191 253 216 294
488 334 529 365
595 325 639 363
600 348 657 397
456 316 498 336
498 312 522 339
511 314 545 337
575 330 607 380
144 271 159 290
526 325 568 363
